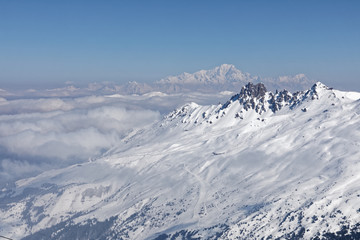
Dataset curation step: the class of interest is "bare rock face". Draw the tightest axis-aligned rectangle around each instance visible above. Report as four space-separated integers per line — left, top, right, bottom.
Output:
221 82 325 115
221 83 267 113
239 82 267 98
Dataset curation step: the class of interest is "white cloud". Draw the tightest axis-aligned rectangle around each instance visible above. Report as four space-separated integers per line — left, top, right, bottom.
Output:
0 91 232 185
0 96 162 184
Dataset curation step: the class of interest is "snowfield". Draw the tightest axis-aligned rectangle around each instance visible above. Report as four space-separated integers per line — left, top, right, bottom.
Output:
1 82 360 239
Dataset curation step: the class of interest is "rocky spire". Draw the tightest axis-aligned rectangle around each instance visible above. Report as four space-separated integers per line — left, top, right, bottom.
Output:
239 82 267 98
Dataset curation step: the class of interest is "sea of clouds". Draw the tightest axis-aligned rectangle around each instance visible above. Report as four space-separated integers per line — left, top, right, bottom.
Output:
0 90 232 186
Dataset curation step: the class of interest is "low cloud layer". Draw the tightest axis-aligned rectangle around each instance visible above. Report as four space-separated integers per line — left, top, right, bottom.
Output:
0 92 232 185
0 96 161 185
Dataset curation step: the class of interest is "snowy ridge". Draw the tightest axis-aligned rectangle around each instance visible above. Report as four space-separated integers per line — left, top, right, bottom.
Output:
163 82 331 128
1 82 360 239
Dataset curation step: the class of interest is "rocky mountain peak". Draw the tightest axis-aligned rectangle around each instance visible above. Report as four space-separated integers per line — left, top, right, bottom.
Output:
221 83 268 113
220 82 331 115
311 81 330 93
240 82 267 98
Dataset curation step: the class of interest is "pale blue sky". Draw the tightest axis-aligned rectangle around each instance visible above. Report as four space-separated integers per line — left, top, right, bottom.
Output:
0 0 359 90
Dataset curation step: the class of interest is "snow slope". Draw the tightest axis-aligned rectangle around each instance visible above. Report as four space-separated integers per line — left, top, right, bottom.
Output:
1 82 360 239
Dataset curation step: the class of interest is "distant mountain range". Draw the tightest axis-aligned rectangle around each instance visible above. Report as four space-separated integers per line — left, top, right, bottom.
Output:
2 82 360 239
153 64 313 94
0 64 314 98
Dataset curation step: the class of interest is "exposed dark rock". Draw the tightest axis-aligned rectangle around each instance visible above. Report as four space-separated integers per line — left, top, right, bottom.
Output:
220 82 326 116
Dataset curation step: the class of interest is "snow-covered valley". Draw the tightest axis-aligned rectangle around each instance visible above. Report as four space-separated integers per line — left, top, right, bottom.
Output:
1 82 360 239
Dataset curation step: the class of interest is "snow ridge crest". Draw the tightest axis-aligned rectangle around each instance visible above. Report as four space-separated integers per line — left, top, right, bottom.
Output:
163 81 335 128
221 82 328 115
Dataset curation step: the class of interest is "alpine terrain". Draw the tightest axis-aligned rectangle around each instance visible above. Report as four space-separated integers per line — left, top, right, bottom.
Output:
1 82 360 239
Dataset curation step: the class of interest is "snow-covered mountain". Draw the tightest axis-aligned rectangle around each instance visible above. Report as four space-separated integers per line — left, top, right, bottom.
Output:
154 64 313 93
1 82 360 239
158 64 255 85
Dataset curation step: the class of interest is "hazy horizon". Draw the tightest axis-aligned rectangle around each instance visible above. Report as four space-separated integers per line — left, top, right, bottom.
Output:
1 1 359 91
0 63 358 93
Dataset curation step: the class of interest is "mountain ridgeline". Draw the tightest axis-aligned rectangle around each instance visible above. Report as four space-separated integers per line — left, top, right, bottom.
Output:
165 81 329 129
221 82 321 114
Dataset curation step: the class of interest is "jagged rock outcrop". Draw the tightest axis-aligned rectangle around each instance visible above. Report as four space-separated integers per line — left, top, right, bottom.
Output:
221 82 327 116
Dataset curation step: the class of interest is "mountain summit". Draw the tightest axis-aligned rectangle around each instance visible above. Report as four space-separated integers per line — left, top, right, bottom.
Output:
157 64 258 85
